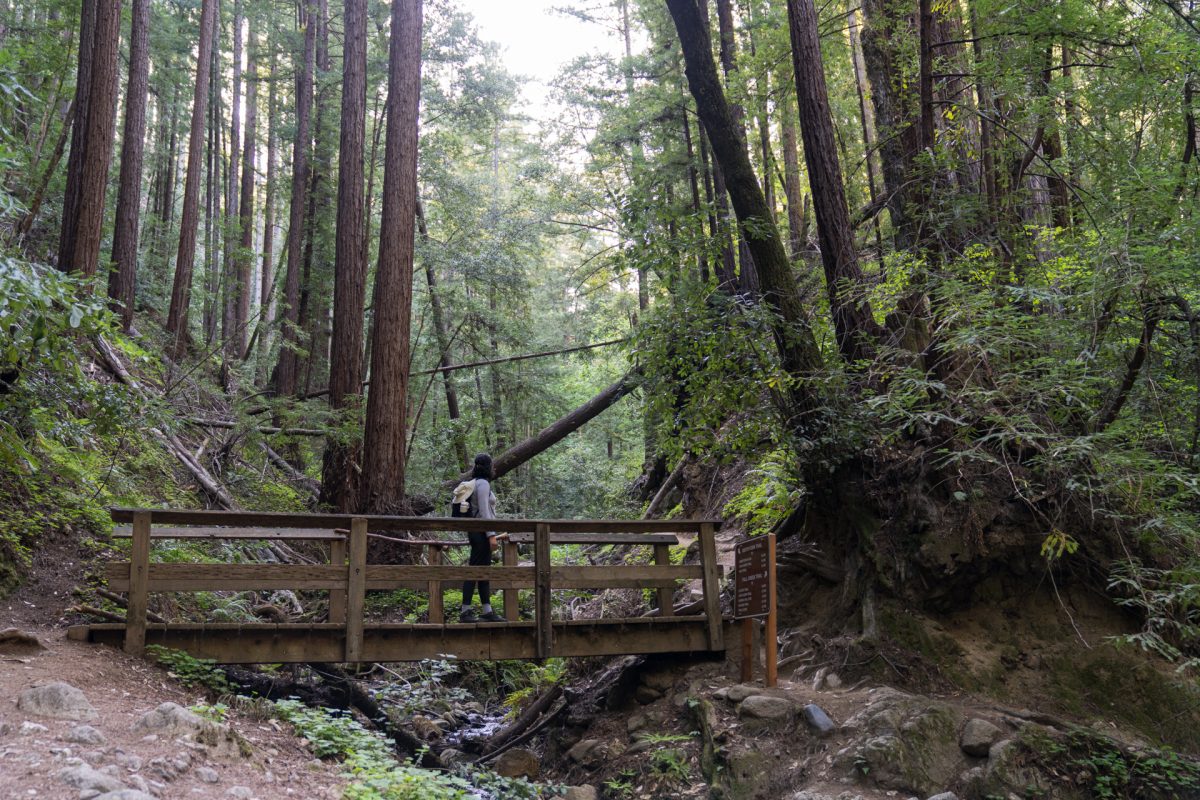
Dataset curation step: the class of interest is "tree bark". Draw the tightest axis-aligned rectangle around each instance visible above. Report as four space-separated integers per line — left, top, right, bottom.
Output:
778 89 808 258
847 8 884 255
67 0 121 278
166 0 220 358
57 0 96 272
666 0 824 420
714 0 757 295
235 30 257 358
449 372 640 485
222 0 244 357
274 0 317 396
787 0 882 362
361 0 423 514
320 0 368 513
108 0 150 329
253 50 278 369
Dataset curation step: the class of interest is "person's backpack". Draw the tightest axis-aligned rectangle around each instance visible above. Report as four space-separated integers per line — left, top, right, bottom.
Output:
450 479 478 518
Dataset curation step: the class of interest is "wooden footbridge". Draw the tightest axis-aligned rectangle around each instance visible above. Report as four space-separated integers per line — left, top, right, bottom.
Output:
69 509 727 664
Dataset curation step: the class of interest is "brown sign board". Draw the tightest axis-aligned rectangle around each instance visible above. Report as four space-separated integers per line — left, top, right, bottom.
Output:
734 537 771 619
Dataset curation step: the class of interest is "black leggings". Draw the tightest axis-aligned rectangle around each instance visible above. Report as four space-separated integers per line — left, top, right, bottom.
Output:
462 531 492 605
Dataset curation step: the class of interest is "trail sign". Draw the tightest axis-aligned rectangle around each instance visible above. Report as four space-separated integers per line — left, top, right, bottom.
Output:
734 536 771 619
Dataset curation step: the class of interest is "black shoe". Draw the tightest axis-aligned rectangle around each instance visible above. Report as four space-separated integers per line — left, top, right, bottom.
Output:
479 611 505 622
459 608 479 623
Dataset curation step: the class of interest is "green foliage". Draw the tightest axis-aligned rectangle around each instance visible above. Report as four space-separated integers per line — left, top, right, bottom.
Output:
1022 727 1200 799
723 449 803 536
145 645 235 696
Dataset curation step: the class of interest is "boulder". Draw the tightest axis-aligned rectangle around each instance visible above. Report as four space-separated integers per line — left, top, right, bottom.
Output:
959 718 1002 758
0 628 46 653
133 703 249 759
196 766 221 784
567 738 603 765
564 787 598 800
439 748 469 766
726 684 760 703
739 695 795 721
94 792 157 800
927 793 960 800
58 764 128 794
802 704 837 737
634 685 662 705
20 720 49 735
66 725 106 745
626 713 649 734
494 747 539 780
228 787 253 799
18 682 98 721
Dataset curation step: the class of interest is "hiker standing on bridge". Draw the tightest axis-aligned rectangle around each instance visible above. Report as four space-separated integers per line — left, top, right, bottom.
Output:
456 453 505 623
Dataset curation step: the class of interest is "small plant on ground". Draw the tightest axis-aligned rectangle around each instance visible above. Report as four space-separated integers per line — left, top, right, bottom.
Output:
146 645 234 696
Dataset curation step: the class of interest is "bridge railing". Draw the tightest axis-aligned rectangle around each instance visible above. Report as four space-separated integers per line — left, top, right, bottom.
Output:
105 508 723 662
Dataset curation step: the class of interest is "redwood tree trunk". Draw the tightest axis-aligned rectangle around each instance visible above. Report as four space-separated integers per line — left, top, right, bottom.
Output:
108 0 150 329
57 0 96 272
666 0 823 418
166 0 219 357
67 0 121 278
274 0 317 397
361 0 423 514
235 32 257 358
320 0 368 513
786 0 881 362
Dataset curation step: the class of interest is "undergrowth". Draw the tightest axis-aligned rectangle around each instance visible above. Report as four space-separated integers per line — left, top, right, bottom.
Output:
1022 726 1200 799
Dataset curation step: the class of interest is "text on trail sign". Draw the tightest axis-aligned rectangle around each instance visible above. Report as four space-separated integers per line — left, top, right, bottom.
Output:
734 537 771 619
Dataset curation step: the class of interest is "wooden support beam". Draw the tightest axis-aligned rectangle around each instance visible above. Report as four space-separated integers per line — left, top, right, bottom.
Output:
502 539 519 622
699 522 724 650
329 538 347 624
124 511 151 655
427 544 444 624
112 525 345 541
345 518 367 662
765 533 777 688
655 544 675 617
535 522 552 659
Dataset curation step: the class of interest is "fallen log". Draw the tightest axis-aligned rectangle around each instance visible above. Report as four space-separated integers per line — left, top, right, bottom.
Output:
644 456 689 519
261 442 320 501
475 700 567 765
446 370 640 486
485 684 562 754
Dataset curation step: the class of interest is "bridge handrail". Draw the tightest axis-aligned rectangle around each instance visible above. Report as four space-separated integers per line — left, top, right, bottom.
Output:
107 509 724 661
109 507 719 533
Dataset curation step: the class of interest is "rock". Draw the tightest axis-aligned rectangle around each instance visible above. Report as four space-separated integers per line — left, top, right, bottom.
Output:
133 703 248 759
634 685 662 705
18 682 98 721
115 751 144 771
66 725 106 745
825 673 843 690
726 683 760 703
791 793 839 800
738 695 795 721
494 747 539 780
802 704 837 737
94 792 157 800
20 720 49 735
641 669 675 692
567 738 603 764
713 687 730 701
228 787 253 799
439 748 468 766
0 720 12 737
58 764 128 795
83 750 106 766
927 793 959 800
959 718 1002 758
196 766 220 784
624 739 655 755
0 627 46 653
410 715 443 739
563 787 598 800
125 775 153 794
626 713 649 734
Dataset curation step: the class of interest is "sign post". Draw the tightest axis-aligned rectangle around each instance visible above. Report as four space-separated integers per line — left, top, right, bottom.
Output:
733 534 777 687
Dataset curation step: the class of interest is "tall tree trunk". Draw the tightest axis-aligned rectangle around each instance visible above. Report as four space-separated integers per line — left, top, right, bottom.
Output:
202 50 221 346
682 109 708 282
787 0 881 362
321 0 368 512
714 0 757 295
58 0 96 271
275 0 317 397
235 31 257 359
222 0 244 359
166 0 220 358
108 0 150 330
253 51 278 370
415 198 468 471
778 91 808 259
67 0 120 278
666 0 823 420
847 8 884 255
361 0 423 514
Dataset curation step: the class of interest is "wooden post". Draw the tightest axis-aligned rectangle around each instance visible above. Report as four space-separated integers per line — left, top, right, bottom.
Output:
765 533 777 687
427 544 444 624
124 510 152 655
655 543 675 616
345 518 367 662
740 618 754 682
699 522 724 650
329 536 347 624
502 539 519 621
534 522 552 658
